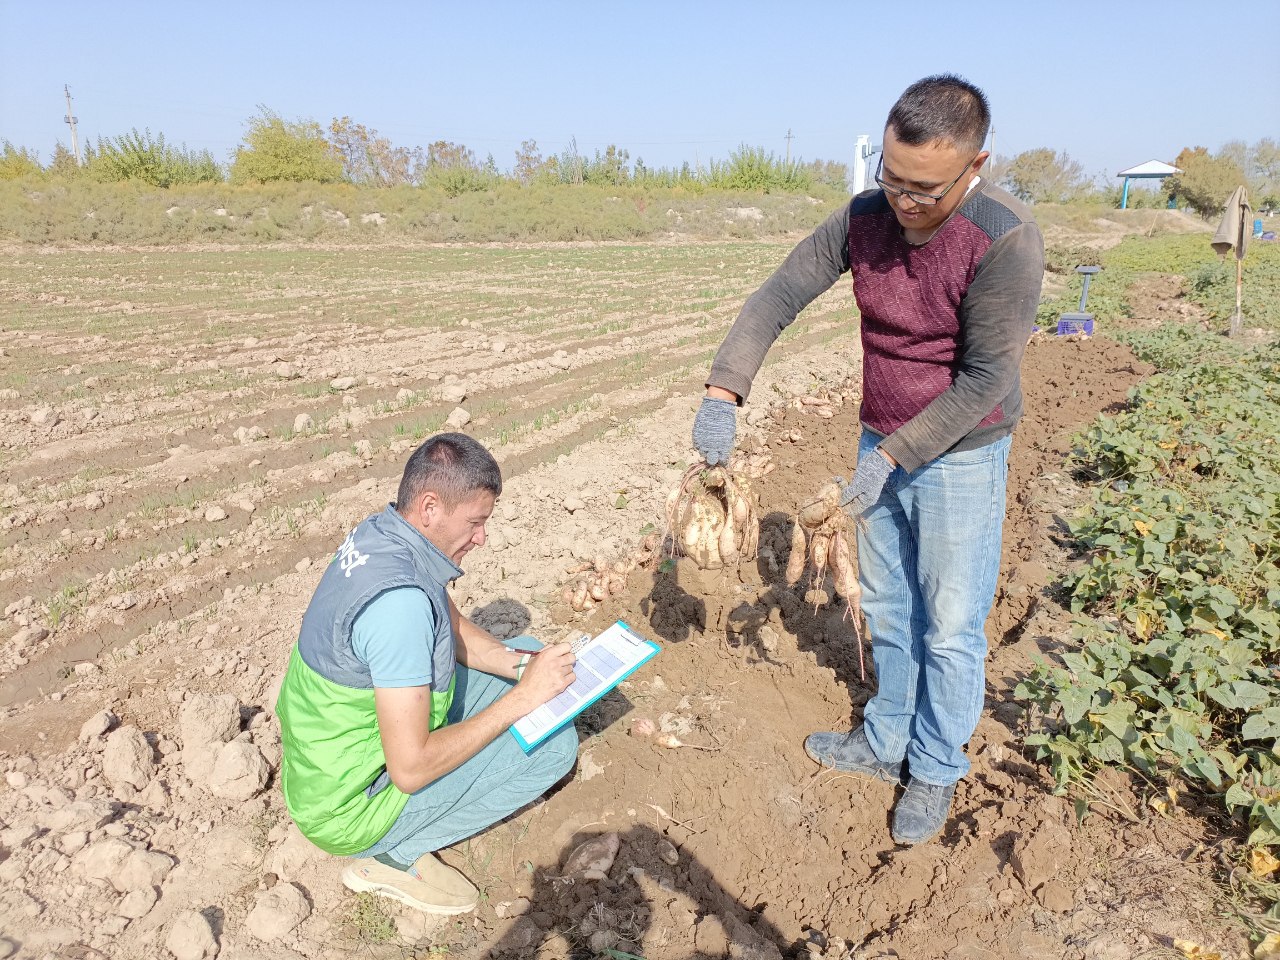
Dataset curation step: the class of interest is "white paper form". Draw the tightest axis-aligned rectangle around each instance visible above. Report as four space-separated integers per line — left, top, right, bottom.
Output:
509 621 659 752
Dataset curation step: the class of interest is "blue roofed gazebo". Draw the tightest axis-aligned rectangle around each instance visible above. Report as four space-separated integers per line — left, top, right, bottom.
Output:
1116 159 1181 209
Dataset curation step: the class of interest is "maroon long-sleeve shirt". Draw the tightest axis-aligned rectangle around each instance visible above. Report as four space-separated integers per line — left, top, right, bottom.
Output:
707 180 1044 473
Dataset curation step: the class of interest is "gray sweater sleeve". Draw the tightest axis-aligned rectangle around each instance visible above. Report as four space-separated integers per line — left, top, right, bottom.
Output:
878 221 1044 472
706 203 851 402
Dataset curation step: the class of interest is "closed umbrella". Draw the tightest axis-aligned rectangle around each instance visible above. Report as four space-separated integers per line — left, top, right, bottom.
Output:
1211 185 1251 337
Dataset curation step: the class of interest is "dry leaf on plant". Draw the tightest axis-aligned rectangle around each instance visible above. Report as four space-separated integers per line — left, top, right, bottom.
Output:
1249 847 1280 879
1174 940 1223 960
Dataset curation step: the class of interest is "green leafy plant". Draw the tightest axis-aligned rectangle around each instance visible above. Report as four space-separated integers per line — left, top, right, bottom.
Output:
1037 234 1280 334
88 129 221 187
1018 329 1280 855
0 140 46 181
46 582 86 628
231 107 344 185
706 144 812 193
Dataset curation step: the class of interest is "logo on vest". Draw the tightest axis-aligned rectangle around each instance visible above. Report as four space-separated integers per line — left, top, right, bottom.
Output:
335 531 369 578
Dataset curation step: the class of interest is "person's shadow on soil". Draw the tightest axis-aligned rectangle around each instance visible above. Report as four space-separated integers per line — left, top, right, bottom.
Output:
745 510 875 696
635 513 873 704
469 598 534 641
638 549 707 646
485 823 788 960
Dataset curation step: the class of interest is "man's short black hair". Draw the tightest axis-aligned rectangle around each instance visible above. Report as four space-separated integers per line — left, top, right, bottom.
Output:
885 74 991 155
396 433 502 512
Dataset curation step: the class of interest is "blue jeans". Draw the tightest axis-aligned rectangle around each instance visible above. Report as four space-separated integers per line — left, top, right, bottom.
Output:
356 637 578 865
857 431 1011 787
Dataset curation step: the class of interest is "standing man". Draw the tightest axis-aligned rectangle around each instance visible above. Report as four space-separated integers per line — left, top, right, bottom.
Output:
277 433 579 914
693 75 1043 845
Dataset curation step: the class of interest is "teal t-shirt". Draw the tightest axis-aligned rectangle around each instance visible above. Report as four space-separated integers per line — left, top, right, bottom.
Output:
351 587 435 688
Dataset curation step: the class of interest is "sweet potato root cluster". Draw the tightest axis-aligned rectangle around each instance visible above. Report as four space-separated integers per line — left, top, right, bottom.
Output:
665 463 760 571
561 533 660 614
787 480 871 680
788 388 846 420
732 448 776 481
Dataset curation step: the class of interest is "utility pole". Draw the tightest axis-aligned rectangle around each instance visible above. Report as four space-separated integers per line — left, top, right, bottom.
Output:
784 128 794 166
63 84 81 165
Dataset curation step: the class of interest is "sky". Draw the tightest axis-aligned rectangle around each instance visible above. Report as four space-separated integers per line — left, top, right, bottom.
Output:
2 0 1277 184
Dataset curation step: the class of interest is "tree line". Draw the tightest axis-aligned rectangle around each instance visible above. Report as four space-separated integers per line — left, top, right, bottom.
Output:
2 106 1275 216
996 140 1279 217
0 108 849 196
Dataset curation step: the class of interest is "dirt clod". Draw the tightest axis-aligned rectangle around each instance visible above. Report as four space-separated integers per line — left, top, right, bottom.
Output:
246 881 311 940
178 695 241 748
166 909 219 960
102 725 155 790
207 740 270 799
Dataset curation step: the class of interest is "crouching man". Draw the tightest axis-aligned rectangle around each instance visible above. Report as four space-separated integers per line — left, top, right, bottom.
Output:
277 433 578 915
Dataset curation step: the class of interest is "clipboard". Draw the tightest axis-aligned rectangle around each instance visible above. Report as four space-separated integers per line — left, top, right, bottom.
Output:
509 620 660 753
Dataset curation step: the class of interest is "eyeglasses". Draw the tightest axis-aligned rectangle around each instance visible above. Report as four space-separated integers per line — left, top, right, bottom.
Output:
874 154 978 206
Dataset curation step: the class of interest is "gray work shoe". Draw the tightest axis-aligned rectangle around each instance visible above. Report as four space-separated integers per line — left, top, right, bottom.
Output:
891 778 957 845
804 726 904 784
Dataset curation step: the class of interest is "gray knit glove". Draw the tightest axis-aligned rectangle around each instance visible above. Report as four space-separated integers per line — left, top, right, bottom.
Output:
840 449 895 517
692 397 737 466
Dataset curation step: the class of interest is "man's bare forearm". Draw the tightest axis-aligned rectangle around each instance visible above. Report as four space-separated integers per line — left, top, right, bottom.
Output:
378 686 537 794
449 595 522 679
376 642 578 794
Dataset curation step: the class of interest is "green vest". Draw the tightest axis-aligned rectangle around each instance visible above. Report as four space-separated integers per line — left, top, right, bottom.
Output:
276 506 461 855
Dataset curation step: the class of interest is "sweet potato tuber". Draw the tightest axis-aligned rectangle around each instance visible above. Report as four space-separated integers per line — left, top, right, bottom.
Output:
809 529 831 585
798 481 841 530
665 463 759 571
828 531 857 602
789 481 871 680
785 521 807 585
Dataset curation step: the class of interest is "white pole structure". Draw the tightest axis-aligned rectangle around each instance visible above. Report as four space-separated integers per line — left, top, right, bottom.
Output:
63 84 81 165
851 135 880 194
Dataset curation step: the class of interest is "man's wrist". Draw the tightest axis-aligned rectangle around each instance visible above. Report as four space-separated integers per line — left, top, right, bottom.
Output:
705 387 739 404
503 647 526 680
514 652 535 680
502 684 536 718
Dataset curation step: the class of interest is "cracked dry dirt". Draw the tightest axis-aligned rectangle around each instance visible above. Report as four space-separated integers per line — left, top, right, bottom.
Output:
0 241 1241 959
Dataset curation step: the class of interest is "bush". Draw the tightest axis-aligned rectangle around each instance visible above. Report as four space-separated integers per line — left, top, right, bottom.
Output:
705 145 812 193
0 141 45 181
1001 148 1090 204
421 164 500 198
1167 146 1247 219
1190 260 1232 298
231 108 343 185
86 129 221 187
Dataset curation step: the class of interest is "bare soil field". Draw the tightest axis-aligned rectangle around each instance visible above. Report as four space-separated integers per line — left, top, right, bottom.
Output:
0 241 1244 959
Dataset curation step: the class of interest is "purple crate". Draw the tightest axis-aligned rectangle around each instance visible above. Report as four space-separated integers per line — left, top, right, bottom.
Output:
1056 313 1094 336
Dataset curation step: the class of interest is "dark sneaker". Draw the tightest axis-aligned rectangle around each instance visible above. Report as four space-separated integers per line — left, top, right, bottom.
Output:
891 778 956 845
803 726 905 784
